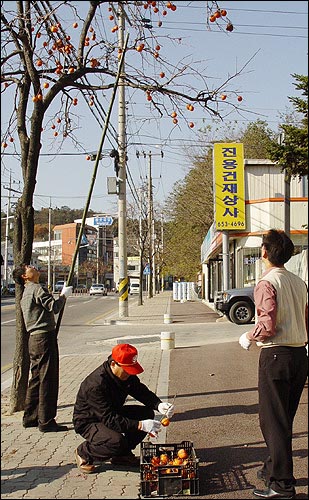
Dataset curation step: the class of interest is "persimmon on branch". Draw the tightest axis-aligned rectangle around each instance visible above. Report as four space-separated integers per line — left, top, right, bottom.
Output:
1 1 252 150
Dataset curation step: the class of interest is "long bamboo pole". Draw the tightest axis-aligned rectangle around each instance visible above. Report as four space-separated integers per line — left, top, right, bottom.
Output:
55 33 129 335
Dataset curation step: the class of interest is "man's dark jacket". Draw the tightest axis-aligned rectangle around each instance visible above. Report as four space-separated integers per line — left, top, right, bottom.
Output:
73 356 162 434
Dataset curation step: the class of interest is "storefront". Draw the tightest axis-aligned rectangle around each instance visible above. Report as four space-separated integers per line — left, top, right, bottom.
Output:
201 158 308 301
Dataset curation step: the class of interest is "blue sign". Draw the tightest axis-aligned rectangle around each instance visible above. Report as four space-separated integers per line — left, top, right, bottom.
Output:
81 234 88 246
143 264 151 275
93 216 113 226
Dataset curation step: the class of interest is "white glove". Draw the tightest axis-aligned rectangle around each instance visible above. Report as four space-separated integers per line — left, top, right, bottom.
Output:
60 285 73 298
158 402 175 418
239 332 252 350
140 419 161 436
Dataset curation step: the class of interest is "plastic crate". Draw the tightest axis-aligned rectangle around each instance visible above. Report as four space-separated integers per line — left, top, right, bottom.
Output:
140 440 199 497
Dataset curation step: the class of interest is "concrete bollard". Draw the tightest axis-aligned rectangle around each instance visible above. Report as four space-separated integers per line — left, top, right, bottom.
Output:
163 313 173 324
161 331 175 350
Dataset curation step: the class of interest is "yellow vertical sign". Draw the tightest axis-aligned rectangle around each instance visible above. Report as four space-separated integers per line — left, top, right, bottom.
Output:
213 143 246 230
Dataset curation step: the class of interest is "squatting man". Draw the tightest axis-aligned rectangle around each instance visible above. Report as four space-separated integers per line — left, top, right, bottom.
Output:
73 343 175 473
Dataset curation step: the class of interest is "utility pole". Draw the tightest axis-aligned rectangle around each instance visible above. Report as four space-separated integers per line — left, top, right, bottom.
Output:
278 132 290 237
96 228 99 282
161 213 164 291
48 198 52 291
117 3 128 317
138 150 164 298
138 187 144 306
147 151 153 298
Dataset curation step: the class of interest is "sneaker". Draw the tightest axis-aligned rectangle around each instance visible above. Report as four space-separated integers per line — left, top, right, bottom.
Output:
110 453 140 467
74 449 96 474
253 486 295 499
39 421 68 433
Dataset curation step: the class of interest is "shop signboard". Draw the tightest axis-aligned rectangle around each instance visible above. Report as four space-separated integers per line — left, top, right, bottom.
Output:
213 143 246 230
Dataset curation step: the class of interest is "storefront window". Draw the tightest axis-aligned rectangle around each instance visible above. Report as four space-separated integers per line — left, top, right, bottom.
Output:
243 248 260 286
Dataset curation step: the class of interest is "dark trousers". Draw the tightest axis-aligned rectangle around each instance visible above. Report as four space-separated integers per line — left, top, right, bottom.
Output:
23 331 59 428
258 346 308 494
77 405 154 463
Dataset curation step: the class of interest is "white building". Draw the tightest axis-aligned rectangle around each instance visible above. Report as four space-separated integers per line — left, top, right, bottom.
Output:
202 159 308 301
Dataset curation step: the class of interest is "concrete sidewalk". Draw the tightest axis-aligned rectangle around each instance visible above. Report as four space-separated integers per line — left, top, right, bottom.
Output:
2 292 307 499
1 292 175 499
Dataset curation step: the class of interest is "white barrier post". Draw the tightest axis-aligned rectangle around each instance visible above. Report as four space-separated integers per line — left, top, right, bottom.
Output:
163 313 172 324
160 331 175 350
163 294 173 324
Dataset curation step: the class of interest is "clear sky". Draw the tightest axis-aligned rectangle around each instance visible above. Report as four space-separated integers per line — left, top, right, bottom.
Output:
1 1 308 217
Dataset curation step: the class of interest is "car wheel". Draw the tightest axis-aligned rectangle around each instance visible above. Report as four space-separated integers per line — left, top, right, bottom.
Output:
229 301 254 325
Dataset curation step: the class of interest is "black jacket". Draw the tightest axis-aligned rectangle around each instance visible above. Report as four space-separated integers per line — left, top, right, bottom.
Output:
73 356 162 433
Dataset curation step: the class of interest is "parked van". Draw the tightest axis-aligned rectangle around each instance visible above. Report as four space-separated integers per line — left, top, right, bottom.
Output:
129 282 140 295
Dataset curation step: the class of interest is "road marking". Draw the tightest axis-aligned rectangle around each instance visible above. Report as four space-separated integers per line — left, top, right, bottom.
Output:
86 306 118 325
1 363 12 373
1 319 16 324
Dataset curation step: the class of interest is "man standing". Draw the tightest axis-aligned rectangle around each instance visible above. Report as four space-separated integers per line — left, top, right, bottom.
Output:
73 343 174 473
239 229 308 499
13 264 72 432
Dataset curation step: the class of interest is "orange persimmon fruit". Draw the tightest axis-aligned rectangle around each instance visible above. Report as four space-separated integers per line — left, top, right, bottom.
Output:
177 448 188 459
161 417 170 426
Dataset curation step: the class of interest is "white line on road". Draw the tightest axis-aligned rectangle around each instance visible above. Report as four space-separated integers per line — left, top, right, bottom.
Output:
1 319 16 324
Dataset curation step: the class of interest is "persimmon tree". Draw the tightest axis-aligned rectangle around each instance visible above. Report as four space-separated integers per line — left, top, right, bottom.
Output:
1 0 250 412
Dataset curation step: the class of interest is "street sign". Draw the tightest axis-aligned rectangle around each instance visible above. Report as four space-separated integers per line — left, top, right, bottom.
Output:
143 264 151 275
93 216 113 226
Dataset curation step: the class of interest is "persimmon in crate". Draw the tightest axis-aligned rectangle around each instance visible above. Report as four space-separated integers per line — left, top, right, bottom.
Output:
140 440 199 497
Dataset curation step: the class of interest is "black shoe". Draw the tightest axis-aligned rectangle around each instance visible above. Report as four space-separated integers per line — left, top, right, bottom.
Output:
23 420 38 428
39 422 68 433
253 487 295 499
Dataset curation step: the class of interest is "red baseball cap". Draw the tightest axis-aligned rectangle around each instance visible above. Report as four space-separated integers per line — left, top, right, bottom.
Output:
112 344 144 375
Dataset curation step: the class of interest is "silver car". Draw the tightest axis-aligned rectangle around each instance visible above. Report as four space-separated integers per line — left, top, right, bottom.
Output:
214 286 255 325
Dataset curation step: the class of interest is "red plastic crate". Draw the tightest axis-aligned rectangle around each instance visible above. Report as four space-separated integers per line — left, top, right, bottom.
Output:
140 440 199 497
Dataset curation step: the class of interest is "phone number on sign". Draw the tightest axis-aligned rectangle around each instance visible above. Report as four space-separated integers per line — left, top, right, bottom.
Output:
217 221 245 228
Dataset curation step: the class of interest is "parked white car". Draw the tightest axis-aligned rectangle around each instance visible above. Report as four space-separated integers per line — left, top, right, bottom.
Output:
89 283 107 296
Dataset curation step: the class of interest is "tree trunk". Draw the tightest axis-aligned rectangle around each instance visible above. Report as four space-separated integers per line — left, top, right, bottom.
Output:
9 299 30 413
9 200 34 413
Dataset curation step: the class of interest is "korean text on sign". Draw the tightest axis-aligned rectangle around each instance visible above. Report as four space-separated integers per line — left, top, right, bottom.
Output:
213 143 246 230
